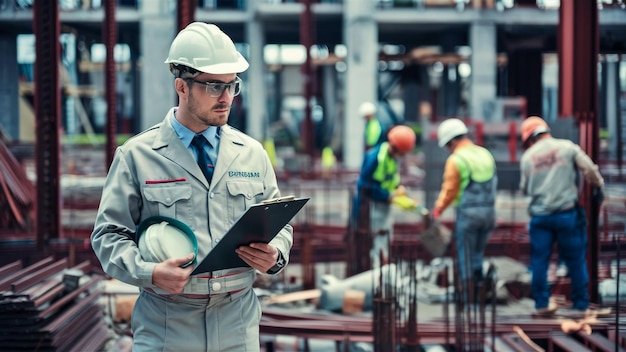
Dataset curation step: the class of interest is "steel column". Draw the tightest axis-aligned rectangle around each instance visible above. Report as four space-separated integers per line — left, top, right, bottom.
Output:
300 0 315 159
558 0 600 303
177 0 196 32
33 1 61 251
104 0 118 169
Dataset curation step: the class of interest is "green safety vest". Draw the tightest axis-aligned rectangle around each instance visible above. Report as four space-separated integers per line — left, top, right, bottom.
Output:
365 119 383 148
452 144 496 206
372 142 400 193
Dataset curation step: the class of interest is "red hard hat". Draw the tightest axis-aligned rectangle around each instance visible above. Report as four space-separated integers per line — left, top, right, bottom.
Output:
520 116 550 146
387 125 416 153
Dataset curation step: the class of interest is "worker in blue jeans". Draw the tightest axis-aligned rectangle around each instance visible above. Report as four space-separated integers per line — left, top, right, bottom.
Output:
520 116 605 316
528 207 588 311
433 118 497 295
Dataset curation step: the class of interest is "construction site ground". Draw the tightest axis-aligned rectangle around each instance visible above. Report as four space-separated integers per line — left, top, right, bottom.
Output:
3 146 626 351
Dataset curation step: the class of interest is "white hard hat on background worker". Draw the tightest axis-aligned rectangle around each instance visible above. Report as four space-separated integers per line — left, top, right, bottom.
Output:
437 118 469 147
358 101 377 117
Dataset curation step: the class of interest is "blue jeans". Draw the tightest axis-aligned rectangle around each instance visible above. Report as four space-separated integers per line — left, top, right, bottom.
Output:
455 208 495 281
529 207 589 310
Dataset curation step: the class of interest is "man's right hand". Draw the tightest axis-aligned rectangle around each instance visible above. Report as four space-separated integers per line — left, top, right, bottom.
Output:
152 254 194 294
432 208 442 220
593 186 605 205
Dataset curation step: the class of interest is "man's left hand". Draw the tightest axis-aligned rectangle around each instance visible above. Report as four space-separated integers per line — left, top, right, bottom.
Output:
236 243 279 273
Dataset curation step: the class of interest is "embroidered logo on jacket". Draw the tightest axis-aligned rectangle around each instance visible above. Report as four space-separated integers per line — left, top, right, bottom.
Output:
228 171 261 178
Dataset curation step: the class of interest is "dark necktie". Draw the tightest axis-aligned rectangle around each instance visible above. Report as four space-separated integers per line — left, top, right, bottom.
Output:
191 135 214 183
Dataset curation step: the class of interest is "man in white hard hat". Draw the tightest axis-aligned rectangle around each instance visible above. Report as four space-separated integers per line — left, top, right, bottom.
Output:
433 118 497 305
359 101 384 151
91 22 293 351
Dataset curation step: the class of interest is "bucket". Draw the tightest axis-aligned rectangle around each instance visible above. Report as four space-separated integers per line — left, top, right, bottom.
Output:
420 221 451 257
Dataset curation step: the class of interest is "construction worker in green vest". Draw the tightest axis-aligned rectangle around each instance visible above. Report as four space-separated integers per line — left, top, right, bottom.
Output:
359 101 384 151
355 125 416 269
433 118 497 304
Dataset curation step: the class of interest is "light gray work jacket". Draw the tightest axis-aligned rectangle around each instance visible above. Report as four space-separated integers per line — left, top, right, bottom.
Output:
91 108 293 293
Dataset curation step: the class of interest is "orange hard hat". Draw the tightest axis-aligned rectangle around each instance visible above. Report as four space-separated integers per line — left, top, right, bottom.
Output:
387 125 416 153
520 116 550 146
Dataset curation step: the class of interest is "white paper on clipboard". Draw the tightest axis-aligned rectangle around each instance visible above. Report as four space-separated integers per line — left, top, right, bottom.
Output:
191 196 310 274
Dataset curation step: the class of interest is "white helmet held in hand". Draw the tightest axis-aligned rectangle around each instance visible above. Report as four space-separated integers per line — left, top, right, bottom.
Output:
437 118 469 147
165 22 249 77
136 216 198 268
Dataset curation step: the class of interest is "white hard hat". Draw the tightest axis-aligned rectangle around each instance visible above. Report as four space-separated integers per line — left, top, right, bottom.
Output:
358 102 377 117
165 22 249 77
136 216 198 267
437 118 469 147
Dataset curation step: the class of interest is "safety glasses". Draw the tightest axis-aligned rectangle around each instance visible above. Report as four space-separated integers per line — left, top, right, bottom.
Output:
189 76 242 97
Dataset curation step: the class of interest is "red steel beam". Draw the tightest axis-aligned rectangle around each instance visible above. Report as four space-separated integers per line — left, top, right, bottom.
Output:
177 0 196 32
558 0 600 304
33 0 61 251
104 0 118 169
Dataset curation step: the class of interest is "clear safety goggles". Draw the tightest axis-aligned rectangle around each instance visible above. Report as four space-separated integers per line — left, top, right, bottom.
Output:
189 76 242 97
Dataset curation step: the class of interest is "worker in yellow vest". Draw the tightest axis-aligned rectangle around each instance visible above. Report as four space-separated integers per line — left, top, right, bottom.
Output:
433 118 497 304
355 125 416 268
359 101 384 151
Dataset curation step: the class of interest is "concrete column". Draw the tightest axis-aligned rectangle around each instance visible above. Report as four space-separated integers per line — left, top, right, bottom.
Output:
343 0 378 170
245 0 266 141
0 35 19 140
603 58 619 158
322 65 338 148
140 0 176 130
469 21 496 121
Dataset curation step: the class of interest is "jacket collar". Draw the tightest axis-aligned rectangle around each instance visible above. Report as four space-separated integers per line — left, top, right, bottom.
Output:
152 108 246 189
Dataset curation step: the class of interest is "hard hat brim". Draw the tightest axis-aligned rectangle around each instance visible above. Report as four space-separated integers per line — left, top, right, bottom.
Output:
196 55 249 74
165 53 249 74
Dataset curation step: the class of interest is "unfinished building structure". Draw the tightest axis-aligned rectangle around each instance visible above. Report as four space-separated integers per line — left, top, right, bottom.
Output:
1 0 626 350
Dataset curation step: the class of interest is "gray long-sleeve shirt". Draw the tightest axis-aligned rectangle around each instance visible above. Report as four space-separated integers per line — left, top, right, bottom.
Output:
519 136 604 216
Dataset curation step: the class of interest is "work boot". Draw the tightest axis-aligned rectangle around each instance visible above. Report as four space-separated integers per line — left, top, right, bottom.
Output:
532 305 558 317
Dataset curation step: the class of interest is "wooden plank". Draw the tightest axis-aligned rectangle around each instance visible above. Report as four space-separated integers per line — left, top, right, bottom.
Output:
263 289 321 305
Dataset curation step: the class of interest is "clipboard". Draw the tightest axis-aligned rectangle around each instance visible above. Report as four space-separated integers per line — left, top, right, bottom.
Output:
191 196 310 274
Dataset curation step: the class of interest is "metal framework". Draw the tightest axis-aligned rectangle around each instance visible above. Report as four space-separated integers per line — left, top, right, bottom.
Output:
558 0 601 304
104 0 118 169
33 1 61 251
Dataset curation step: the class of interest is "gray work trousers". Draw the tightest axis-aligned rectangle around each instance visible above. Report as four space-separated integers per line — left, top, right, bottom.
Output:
132 287 261 351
